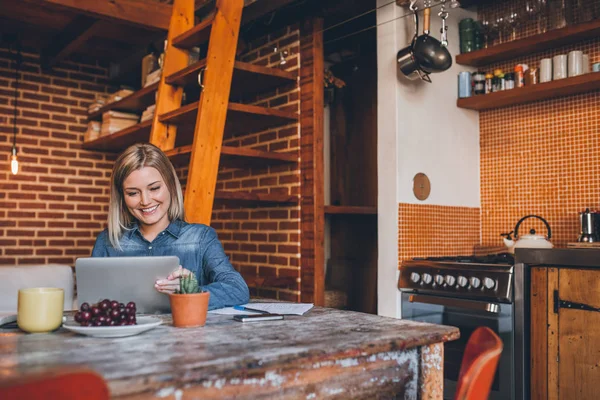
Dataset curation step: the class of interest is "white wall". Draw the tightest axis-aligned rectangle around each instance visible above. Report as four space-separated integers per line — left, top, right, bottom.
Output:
376 1 479 318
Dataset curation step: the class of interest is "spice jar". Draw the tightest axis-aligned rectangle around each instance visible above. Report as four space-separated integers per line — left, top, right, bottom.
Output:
504 72 515 90
485 73 493 94
514 65 524 87
473 71 486 95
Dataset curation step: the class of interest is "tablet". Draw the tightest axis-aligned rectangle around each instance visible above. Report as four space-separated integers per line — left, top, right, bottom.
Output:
75 256 179 314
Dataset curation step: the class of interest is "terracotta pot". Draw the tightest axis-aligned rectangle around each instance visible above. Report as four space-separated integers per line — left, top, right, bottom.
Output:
168 292 210 328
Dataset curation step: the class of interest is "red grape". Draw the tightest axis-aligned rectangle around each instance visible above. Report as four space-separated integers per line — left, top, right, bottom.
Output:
76 299 137 326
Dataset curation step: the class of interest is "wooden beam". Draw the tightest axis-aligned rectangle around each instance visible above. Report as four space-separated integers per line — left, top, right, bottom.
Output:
41 15 101 69
22 0 172 31
148 0 195 151
183 0 244 224
300 18 325 306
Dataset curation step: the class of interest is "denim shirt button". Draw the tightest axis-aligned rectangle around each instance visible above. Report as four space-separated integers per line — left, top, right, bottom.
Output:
148 246 152 249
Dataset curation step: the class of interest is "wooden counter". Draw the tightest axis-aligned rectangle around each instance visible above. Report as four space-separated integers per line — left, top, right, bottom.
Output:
0 307 459 399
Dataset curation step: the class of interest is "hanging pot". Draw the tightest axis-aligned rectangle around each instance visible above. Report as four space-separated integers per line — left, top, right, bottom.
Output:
412 7 452 73
397 3 431 82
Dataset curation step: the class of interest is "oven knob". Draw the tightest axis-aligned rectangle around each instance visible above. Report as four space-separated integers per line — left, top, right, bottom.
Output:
483 277 496 290
445 275 456 286
422 273 433 284
410 272 421 283
435 275 445 285
457 276 468 287
470 277 481 289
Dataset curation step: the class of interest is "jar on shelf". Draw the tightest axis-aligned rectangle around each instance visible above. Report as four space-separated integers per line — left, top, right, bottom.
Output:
514 65 524 87
485 73 493 94
459 18 475 54
473 72 486 95
505 72 515 90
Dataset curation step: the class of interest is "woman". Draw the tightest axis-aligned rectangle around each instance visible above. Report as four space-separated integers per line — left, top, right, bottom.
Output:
91 143 249 310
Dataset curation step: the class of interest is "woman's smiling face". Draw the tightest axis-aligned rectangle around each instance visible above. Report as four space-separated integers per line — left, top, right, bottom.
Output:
122 166 171 234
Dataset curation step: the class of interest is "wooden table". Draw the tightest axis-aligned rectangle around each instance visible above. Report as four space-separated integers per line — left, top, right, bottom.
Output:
0 307 459 399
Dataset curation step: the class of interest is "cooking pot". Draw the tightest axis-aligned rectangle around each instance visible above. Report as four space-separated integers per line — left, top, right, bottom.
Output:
412 7 452 73
501 215 553 254
397 1 431 82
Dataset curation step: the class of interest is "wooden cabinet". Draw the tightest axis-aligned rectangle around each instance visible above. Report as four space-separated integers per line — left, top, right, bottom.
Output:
530 267 600 400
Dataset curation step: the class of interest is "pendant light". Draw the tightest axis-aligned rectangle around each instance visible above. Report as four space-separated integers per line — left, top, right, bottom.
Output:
10 40 21 175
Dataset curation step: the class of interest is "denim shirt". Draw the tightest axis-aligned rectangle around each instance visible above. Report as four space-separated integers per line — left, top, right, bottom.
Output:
91 220 249 310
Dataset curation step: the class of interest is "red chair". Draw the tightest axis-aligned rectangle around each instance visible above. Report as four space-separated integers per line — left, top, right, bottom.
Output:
0 368 110 400
454 327 503 400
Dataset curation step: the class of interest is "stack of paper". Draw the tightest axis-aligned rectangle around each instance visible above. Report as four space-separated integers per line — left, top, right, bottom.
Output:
106 89 134 105
144 69 162 87
87 94 107 114
101 111 139 136
209 303 314 316
141 104 156 122
84 121 101 142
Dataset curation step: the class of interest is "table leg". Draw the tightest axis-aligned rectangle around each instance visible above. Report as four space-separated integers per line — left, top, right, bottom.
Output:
419 342 444 400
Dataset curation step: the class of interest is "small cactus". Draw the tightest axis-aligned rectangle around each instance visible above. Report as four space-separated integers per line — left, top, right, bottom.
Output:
176 273 202 294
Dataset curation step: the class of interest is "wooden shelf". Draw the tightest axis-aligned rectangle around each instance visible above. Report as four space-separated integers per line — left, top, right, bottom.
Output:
456 72 600 110
81 120 153 151
87 83 158 121
159 101 298 137
172 12 215 49
214 190 299 206
325 206 377 215
456 19 600 67
165 60 297 98
165 145 298 168
82 102 298 152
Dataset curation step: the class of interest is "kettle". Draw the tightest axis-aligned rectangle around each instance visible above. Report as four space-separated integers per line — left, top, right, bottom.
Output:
501 215 553 254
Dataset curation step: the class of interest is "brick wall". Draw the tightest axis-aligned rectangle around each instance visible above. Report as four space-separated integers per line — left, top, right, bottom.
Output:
0 26 303 303
212 26 301 302
0 48 112 266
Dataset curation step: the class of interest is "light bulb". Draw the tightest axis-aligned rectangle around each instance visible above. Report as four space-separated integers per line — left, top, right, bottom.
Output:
10 154 19 175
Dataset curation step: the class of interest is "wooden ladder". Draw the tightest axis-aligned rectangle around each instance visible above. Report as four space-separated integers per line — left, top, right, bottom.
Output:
149 0 244 224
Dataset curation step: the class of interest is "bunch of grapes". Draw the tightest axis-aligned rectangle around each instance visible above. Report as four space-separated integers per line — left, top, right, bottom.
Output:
74 299 137 327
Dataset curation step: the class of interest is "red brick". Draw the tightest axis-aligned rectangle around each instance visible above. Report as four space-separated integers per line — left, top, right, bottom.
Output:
278 245 299 254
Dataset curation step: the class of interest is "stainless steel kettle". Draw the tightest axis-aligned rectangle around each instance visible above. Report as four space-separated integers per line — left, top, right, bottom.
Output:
578 208 600 242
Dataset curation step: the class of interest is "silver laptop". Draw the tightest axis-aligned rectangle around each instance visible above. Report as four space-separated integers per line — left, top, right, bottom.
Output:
75 256 179 314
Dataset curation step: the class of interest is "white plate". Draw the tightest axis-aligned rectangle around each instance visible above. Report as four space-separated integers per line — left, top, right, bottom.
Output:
62 316 162 338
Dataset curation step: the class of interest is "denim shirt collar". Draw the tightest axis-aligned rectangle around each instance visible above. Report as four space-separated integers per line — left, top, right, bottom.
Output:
125 219 184 240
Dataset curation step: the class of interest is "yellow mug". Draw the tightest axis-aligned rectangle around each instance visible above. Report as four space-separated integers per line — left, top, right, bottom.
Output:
17 288 64 333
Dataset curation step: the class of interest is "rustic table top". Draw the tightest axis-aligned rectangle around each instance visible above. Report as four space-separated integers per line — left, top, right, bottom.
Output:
0 307 459 398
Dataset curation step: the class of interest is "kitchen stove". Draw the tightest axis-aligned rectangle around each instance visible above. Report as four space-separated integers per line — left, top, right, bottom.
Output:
399 253 524 400
400 253 514 303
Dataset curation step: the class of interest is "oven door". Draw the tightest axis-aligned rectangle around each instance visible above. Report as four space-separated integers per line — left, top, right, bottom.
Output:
401 292 514 400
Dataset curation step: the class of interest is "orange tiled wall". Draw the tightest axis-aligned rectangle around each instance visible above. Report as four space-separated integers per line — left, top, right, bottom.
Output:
478 0 600 247
398 204 480 265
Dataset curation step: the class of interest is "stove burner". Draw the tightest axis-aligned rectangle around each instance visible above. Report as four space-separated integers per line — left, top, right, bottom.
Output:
413 253 514 265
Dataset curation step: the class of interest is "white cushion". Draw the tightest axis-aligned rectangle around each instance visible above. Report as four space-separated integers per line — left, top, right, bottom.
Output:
0 264 75 312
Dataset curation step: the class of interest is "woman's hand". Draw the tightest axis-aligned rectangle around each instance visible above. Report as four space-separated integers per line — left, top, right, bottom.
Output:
154 265 193 294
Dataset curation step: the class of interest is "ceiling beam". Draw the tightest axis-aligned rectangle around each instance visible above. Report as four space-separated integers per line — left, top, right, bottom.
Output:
41 15 102 70
22 0 172 31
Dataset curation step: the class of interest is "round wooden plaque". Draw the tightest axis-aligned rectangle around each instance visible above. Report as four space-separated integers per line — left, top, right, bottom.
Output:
412 173 431 201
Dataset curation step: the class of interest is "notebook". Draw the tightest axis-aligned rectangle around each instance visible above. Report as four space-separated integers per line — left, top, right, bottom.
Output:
75 256 179 314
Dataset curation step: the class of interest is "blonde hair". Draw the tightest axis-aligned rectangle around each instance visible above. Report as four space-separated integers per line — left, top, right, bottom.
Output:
108 143 185 250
